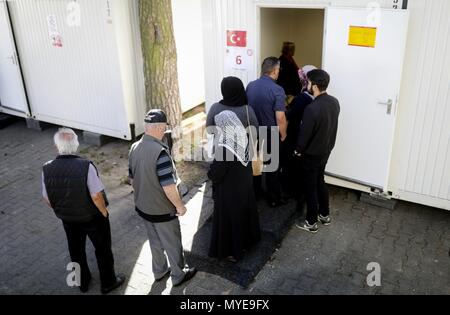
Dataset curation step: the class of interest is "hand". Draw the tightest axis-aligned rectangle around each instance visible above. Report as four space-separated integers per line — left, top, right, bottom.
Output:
176 206 187 217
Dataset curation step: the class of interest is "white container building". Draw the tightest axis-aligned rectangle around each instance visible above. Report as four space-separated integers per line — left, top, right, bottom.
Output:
0 0 205 140
201 0 450 210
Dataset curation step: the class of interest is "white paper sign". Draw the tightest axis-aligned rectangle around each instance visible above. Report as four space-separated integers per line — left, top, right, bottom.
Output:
47 15 63 47
225 47 254 71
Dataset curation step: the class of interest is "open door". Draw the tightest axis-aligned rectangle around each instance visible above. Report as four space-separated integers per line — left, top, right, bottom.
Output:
0 0 29 116
323 7 409 190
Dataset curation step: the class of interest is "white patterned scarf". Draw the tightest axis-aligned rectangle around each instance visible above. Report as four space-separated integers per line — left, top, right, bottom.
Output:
214 110 249 166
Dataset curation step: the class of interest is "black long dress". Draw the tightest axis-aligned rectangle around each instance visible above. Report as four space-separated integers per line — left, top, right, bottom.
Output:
207 152 261 261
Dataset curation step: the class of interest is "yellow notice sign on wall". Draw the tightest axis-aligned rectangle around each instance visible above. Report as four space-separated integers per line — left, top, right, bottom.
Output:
348 26 377 48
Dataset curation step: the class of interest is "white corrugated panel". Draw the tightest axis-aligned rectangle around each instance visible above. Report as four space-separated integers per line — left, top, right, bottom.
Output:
389 0 450 210
172 0 206 112
8 0 133 139
202 0 261 111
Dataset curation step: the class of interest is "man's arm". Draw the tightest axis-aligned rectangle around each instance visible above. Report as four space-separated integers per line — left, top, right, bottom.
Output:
157 151 187 216
42 171 52 208
162 185 186 216
91 192 108 217
296 108 315 154
87 164 108 217
276 111 288 142
273 86 288 142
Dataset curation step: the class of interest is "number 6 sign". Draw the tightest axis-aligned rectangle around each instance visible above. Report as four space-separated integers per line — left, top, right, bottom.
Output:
225 30 253 71
226 47 252 71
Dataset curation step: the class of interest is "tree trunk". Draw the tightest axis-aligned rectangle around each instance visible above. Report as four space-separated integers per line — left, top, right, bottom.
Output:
139 0 182 135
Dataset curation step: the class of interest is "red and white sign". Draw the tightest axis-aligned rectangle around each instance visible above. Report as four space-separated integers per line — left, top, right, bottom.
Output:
227 30 247 47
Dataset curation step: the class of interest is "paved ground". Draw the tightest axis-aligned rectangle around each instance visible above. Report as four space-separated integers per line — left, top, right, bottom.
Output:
0 120 449 295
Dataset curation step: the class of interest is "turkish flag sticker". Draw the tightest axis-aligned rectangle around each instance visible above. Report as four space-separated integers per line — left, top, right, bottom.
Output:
227 30 247 47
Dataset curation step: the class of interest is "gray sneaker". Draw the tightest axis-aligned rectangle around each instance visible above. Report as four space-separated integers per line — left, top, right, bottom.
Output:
318 215 331 226
295 220 318 233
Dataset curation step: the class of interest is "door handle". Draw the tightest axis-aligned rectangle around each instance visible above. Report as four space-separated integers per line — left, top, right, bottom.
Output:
377 99 393 115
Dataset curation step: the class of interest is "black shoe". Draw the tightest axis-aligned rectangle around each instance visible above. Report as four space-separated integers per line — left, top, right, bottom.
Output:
155 268 171 282
79 275 92 293
318 214 331 226
173 268 197 287
101 275 125 294
295 219 319 234
226 256 238 263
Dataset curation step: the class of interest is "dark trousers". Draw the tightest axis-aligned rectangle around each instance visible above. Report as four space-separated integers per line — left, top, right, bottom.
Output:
62 214 117 288
253 130 283 204
299 155 330 224
265 167 282 203
264 130 283 204
279 141 299 197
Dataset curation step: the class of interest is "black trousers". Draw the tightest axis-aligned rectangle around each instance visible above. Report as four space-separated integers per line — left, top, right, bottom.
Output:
279 140 299 197
264 133 283 204
62 214 117 288
299 155 330 224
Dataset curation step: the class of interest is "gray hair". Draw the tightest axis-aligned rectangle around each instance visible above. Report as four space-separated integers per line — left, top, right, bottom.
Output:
54 128 79 155
261 57 280 76
144 122 167 132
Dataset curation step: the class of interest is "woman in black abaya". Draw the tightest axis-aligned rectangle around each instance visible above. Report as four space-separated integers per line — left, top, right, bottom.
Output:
207 77 261 263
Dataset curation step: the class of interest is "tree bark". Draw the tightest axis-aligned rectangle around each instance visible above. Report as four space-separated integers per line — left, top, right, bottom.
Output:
139 0 182 134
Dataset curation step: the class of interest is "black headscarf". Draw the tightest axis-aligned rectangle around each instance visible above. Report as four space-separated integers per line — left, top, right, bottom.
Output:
220 76 248 107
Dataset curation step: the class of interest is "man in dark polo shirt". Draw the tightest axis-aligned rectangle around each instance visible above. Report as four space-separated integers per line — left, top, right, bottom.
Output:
129 109 196 286
294 69 340 233
42 128 124 294
247 56 288 207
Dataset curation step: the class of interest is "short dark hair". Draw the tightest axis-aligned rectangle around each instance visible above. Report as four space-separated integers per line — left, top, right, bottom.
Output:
307 69 330 92
261 57 280 75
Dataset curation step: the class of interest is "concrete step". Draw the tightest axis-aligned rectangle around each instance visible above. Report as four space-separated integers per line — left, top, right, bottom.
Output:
181 112 206 128
181 112 206 137
360 193 397 210
182 121 206 136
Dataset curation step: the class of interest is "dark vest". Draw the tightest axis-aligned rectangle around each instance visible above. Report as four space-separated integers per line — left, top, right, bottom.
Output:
43 155 99 223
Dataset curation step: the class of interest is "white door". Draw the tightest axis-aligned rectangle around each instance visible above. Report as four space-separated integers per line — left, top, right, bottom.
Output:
0 1 29 116
323 7 409 190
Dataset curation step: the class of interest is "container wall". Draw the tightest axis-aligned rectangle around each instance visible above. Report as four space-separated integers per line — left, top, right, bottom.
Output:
172 0 206 112
389 0 450 210
202 0 450 210
8 0 131 139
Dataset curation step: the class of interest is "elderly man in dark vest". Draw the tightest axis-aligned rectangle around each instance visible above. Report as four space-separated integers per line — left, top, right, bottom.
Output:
129 109 197 287
42 128 124 294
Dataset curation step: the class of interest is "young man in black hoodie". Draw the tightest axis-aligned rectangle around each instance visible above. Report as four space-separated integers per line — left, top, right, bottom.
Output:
294 69 340 233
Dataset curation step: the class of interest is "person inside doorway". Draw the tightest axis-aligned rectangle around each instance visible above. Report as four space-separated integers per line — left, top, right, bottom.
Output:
277 42 302 101
247 57 288 208
281 65 317 201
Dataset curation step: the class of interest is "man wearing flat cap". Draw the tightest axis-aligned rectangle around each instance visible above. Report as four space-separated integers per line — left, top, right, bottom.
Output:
128 109 197 286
